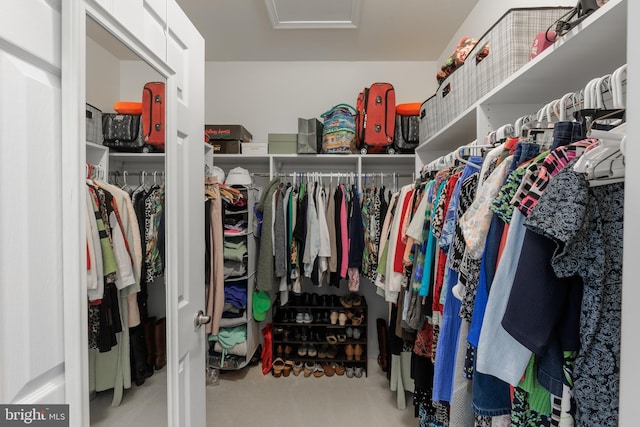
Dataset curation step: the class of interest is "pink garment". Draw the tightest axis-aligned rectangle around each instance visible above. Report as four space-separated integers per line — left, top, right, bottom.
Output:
393 189 414 273
206 182 225 335
340 185 349 278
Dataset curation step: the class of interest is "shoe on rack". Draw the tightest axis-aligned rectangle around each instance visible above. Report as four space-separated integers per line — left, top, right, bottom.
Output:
345 365 354 378
284 345 294 358
327 345 338 359
338 312 348 326
313 363 324 378
326 332 338 345
346 326 353 338
336 332 347 343
322 311 330 324
303 312 313 324
320 294 329 307
329 311 339 325
310 293 320 306
293 361 304 376
351 294 362 307
322 362 336 377
345 344 354 361
350 310 365 326
340 295 353 309
298 344 308 357
272 357 285 378
307 344 317 358
275 344 283 358
300 328 308 342
283 360 294 377
354 366 363 378
335 363 345 376
354 344 363 361
318 344 328 359
296 312 304 324
304 361 315 378
352 328 361 340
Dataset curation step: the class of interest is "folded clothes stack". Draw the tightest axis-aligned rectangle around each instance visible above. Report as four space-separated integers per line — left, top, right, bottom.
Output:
223 238 247 261
224 259 246 279
224 217 248 234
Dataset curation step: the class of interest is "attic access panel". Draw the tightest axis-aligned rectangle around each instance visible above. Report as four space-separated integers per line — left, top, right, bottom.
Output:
265 0 361 29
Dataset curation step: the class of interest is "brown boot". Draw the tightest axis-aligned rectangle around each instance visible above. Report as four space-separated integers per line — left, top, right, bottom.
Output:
154 317 167 370
376 318 388 372
144 317 157 369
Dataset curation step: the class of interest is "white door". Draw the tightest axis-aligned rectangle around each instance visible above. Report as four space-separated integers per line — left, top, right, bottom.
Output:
164 2 207 426
0 0 69 409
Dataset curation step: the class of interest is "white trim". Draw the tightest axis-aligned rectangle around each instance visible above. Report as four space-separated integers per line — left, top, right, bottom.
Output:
65 2 176 425
264 0 361 29
61 1 89 426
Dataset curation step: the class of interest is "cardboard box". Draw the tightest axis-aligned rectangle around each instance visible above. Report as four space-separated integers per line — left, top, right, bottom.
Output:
268 133 297 154
208 140 241 154
205 124 253 142
241 142 268 155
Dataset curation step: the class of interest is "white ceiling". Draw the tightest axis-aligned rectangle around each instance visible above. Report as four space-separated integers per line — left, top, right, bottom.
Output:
175 0 479 62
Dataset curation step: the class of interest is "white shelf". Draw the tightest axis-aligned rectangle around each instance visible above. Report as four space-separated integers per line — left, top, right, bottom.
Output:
109 152 165 163
417 0 627 157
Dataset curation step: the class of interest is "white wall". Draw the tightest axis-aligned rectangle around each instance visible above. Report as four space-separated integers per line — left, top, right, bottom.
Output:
437 0 575 66
205 61 437 142
620 2 637 425
86 37 120 112
119 61 163 105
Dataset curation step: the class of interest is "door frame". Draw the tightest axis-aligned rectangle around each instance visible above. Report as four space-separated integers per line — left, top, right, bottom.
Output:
61 2 188 426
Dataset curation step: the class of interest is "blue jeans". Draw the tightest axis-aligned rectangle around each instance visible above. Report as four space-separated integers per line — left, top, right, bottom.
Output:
552 121 583 150
472 353 512 416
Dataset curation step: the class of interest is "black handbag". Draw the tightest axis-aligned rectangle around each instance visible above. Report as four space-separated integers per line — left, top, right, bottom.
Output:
102 114 148 152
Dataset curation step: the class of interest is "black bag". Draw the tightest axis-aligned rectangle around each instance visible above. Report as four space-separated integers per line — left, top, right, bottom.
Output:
102 114 152 152
394 114 420 153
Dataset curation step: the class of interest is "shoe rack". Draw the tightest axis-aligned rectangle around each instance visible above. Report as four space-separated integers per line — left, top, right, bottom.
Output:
271 293 368 378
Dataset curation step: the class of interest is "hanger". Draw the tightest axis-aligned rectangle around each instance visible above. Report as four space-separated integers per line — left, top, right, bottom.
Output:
573 123 626 186
454 143 491 169
495 124 515 142
519 104 556 147
611 64 627 109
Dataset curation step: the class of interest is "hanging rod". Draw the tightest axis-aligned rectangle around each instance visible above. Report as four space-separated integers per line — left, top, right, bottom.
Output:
249 172 413 178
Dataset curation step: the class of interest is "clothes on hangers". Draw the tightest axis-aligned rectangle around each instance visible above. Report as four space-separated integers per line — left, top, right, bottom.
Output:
402 114 625 426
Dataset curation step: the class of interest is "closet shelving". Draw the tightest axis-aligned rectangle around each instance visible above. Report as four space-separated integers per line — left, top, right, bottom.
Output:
209 184 260 370
212 153 417 189
416 0 627 162
271 296 368 376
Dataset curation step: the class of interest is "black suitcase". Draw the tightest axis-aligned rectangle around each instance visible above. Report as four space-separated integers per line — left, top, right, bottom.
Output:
393 103 421 153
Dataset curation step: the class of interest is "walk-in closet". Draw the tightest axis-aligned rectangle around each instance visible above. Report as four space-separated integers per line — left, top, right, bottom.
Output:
2 0 640 426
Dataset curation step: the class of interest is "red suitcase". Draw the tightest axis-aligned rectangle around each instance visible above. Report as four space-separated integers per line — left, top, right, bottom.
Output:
355 82 396 154
142 82 165 151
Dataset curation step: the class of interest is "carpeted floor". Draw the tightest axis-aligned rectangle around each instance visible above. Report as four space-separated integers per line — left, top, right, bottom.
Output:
91 360 416 426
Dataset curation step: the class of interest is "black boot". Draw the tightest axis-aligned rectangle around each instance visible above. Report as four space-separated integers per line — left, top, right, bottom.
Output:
130 324 153 386
143 317 157 371
376 318 389 373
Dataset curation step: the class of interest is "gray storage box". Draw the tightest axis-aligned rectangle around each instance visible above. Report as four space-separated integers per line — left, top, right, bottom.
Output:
436 63 469 130
86 103 102 144
268 133 297 154
297 118 323 154
465 7 572 102
419 95 439 142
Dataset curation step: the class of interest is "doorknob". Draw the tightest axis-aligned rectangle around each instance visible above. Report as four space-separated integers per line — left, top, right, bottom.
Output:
194 310 211 330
